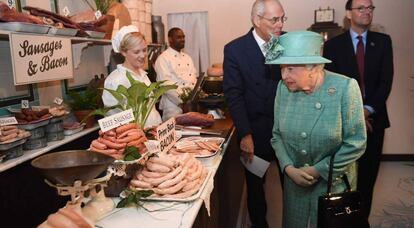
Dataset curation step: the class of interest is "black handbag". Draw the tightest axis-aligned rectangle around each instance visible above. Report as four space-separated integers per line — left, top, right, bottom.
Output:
317 153 370 228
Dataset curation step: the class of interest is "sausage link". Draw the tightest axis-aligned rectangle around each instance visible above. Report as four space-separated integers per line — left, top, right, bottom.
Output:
91 139 107 150
97 137 126 149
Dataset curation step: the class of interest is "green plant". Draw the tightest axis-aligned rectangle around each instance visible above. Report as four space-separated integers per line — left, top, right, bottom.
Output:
178 87 193 104
116 188 153 208
66 88 100 111
94 0 115 14
95 71 177 128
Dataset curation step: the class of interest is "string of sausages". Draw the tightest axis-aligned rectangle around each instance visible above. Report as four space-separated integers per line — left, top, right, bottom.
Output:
89 123 148 160
0 125 31 144
130 153 208 199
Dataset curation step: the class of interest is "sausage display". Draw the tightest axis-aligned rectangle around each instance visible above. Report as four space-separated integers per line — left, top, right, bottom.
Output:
0 2 44 24
89 123 148 160
0 125 31 143
129 153 208 199
168 137 223 157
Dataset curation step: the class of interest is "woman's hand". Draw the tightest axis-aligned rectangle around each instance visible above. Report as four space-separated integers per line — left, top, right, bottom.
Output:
300 166 320 179
285 165 318 187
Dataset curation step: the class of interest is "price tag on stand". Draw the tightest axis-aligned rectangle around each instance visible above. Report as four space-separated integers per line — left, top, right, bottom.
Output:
98 109 135 132
156 117 176 154
7 0 15 9
21 100 29 109
144 140 161 154
54 97 63 105
31 105 50 111
0 117 18 126
62 6 70 17
95 10 102 20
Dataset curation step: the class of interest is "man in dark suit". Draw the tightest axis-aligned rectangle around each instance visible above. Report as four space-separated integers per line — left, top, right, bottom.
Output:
323 0 394 219
223 0 286 227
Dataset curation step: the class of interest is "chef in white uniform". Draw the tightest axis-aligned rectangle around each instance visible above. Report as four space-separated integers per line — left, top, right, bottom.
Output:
102 25 162 128
154 27 198 121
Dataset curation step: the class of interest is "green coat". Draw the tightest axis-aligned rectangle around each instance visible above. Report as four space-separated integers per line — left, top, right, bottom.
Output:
271 71 367 228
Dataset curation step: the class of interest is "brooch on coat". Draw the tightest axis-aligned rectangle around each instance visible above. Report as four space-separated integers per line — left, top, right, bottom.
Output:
327 87 336 96
264 34 284 63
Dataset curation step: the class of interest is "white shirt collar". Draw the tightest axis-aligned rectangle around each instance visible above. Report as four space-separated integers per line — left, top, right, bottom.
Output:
117 64 147 77
167 46 183 55
252 29 267 56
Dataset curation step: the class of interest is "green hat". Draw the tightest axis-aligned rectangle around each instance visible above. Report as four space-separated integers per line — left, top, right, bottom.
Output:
265 31 331 65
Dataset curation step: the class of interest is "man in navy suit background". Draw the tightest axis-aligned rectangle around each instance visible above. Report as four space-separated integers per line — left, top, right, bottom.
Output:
323 0 394 219
223 0 286 227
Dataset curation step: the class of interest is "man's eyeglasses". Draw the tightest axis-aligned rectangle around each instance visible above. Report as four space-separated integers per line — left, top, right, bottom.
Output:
257 15 288 24
349 5 376 13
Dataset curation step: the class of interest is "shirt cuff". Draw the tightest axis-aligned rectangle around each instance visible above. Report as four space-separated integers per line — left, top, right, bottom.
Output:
364 105 375 114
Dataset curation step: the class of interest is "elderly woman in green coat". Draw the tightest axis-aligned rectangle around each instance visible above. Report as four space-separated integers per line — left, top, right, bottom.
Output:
266 31 367 228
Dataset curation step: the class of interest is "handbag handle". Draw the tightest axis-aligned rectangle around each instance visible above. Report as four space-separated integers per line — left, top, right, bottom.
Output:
326 152 352 195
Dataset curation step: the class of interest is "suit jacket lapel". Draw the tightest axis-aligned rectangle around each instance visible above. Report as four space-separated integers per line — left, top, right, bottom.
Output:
344 32 361 81
245 30 267 79
364 31 376 80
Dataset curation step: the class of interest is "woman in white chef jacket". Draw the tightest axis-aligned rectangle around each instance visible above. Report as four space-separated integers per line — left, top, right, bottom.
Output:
102 25 162 128
154 28 197 121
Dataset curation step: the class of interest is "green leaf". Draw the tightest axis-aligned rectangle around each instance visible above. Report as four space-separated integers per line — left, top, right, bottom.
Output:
123 146 141 161
103 88 125 105
116 197 128 208
116 189 154 208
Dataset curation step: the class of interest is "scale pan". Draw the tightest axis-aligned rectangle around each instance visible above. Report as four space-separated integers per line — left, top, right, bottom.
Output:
31 150 114 185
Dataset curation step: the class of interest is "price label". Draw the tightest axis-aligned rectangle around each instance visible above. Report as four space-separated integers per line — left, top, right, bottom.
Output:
144 140 161 154
32 105 50 111
0 117 18 126
7 0 15 9
62 6 70 17
156 117 176 154
95 10 102 19
54 97 63 105
21 100 29 109
98 109 135 132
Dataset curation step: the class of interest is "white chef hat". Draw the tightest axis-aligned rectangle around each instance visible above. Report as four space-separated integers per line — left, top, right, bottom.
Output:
112 25 139 53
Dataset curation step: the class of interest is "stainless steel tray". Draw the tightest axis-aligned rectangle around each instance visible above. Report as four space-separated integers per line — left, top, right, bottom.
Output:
46 131 64 142
48 27 78 36
27 126 46 139
0 137 27 151
46 121 63 133
23 137 47 150
85 30 106 39
17 117 51 130
63 125 84 136
0 22 50 34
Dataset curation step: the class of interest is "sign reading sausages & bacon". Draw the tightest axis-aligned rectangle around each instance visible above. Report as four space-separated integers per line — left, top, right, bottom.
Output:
10 34 73 85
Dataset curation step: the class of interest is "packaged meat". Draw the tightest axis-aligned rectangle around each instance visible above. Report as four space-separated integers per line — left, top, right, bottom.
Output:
175 112 215 127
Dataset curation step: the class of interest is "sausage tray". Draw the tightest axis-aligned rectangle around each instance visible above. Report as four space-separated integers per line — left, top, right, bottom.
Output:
174 136 225 158
17 116 51 130
139 170 212 202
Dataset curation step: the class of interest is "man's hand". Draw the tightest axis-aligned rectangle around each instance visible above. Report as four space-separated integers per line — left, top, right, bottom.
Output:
240 134 254 163
364 108 374 133
299 166 320 179
285 165 318 187
364 108 370 119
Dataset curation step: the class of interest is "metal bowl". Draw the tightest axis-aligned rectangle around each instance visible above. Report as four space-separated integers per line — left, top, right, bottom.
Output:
31 150 114 186
202 76 223 95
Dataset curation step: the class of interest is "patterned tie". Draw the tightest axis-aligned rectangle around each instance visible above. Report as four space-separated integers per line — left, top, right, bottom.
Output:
356 36 365 97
